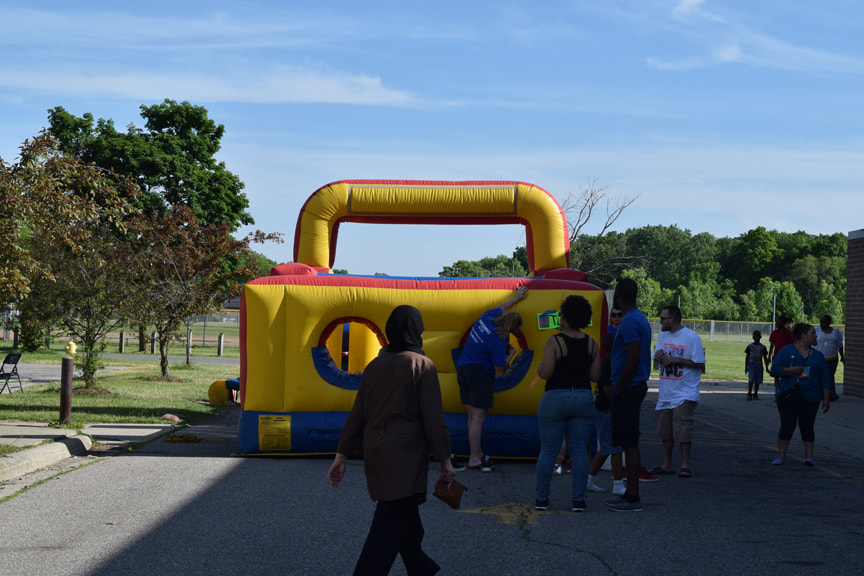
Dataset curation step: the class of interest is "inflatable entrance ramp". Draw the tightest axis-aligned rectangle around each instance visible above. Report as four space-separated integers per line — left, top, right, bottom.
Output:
238 180 607 457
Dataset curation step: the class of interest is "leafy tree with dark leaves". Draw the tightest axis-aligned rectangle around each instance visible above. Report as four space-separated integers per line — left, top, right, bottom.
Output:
124 206 280 378
2 133 140 383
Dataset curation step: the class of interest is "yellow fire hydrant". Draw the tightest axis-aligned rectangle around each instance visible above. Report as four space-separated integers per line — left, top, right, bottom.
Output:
64 341 77 355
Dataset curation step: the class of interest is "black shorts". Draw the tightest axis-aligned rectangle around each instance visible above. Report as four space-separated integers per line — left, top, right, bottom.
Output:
457 364 495 410
611 381 648 448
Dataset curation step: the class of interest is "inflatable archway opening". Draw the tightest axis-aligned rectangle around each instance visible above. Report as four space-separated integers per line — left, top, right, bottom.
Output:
238 180 607 457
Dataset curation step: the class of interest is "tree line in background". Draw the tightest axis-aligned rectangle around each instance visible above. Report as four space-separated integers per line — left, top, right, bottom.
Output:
439 182 846 324
1 100 282 386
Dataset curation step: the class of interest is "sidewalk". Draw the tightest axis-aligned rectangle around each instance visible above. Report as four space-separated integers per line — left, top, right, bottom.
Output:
0 360 222 482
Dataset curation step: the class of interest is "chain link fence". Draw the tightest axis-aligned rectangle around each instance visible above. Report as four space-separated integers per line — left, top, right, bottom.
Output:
649 319 845 343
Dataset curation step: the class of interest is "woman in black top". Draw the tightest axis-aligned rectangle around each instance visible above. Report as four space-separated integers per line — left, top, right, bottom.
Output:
534 295 601 512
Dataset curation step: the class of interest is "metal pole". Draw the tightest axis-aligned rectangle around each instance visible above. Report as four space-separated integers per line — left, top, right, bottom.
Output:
60 356 73 425
772 293 776 326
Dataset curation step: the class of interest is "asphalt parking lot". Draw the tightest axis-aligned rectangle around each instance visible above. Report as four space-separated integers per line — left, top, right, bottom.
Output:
2 379 863 575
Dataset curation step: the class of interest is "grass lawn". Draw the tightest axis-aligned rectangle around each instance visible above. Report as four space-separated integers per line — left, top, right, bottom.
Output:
0 360 238 429
700 340 844 384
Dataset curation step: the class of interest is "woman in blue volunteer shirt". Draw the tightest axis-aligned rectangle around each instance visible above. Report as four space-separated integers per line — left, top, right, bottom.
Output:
456 286 528 472
769 322 831 466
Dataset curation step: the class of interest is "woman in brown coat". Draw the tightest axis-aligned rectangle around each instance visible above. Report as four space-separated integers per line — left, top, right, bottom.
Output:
328 305 455 576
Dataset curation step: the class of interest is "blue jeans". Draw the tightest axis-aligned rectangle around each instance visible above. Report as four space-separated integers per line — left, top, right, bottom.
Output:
536 389 595 502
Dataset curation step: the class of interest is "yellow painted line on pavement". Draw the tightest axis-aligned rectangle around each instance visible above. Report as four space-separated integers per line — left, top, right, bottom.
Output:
459 501 573 524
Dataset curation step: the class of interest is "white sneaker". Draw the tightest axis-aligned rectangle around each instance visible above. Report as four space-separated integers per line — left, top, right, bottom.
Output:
586 481 606 493
612 484 626 496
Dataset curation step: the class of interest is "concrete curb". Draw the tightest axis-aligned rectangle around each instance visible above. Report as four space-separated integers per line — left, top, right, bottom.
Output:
0 435 93 482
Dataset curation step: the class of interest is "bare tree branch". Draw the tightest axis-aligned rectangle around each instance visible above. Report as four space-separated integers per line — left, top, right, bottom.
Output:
561 178 642 287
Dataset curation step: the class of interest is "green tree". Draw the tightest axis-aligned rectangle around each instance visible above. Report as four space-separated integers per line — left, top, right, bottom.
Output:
2 133 140 382
617 269 669 317
125 206 279 377
727 227 782 293
28 224 139 386
624 225 697 289
1 132 138 307
47 99 252 230
439 254 527 278
812 281 845 323
775 281 804 322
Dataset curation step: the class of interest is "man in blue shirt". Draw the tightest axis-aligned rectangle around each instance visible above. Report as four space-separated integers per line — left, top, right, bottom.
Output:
607 278 652 512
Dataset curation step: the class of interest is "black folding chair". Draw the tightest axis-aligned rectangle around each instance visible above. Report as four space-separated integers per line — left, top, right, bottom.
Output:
0 353 23 394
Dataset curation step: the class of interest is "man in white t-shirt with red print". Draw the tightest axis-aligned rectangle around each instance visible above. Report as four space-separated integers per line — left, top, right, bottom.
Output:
651 305 705 479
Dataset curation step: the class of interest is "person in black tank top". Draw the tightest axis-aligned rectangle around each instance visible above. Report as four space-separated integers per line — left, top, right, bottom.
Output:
534 295 601 512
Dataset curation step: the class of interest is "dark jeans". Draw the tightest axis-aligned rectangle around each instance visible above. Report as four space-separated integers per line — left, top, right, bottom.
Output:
777 401 820 443
354 497 440 576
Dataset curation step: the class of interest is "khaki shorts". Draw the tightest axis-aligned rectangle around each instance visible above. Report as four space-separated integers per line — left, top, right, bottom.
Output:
656 401 696 443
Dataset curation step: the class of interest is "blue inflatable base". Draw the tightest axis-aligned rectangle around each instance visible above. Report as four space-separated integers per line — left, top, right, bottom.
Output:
238 409 544 458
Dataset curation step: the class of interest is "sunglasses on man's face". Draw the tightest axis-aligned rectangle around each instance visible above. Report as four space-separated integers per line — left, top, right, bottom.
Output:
610 312 622 318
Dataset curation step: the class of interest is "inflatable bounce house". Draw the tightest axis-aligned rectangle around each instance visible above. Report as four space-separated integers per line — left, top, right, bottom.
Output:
238 180 607 457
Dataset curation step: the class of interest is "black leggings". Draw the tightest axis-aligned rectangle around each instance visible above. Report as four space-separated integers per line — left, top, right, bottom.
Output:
777 402 819 442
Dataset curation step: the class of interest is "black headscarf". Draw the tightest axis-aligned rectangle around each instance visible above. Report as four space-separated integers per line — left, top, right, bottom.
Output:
385 305 424 354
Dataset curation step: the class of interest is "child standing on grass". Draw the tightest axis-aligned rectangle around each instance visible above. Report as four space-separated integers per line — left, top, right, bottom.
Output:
745 331 770 400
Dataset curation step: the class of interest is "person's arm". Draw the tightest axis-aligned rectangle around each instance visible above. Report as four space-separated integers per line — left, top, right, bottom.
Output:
839 332 845 362
587 336 602 383
745 347 749 374
763 346 771 371
770 347 804 378
499 286 528 311
615 341 641 395
663 355 704 371
328 453 347 487
537 335 560 380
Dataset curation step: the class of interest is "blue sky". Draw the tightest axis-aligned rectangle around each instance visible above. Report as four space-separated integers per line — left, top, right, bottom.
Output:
2 1 862 276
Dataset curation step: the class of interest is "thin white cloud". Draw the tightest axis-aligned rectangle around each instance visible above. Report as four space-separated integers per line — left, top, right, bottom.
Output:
0 65 416 106
647 1 864 75
672 0 706 18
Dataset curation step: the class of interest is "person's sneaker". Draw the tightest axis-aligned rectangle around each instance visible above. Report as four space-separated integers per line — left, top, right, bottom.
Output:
554 464 564 476
450 455 466 472
831 393 840 401
612 483 626 496
804 458 815 466
638 467 658 483
481 454 494 473
571 500 587 512
586 480 606 493
535 499 550 511
746 393 752 401
607 498 643 512
753 394 760 400
622 467 658 482
771 458 784 465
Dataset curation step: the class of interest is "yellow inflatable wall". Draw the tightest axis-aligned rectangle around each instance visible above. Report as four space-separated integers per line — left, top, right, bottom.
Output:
238 180 607 456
